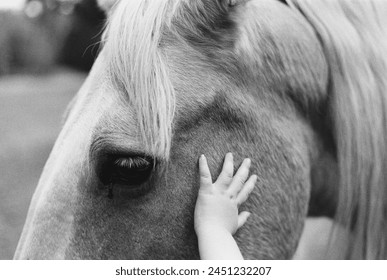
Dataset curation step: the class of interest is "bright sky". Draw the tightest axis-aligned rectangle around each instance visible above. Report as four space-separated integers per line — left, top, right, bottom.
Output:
0 0 25 10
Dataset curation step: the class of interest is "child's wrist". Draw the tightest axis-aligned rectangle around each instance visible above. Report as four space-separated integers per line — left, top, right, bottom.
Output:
196 225 242 260
195 224 233 238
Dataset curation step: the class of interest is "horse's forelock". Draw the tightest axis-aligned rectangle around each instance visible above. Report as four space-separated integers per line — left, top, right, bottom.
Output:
288 0 387 259
103 0 238 160
104 0 177 160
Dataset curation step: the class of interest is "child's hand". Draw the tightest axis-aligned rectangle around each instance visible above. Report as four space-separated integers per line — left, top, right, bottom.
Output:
194 153 257 236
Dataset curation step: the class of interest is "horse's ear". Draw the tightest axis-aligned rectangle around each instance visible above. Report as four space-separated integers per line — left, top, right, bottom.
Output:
97 0 118 14
288 0 387 259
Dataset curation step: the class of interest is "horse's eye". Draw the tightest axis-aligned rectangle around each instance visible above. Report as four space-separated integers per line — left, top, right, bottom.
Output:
98 155 154 187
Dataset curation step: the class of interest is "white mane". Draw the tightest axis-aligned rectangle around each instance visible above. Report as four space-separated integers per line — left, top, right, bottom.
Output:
103 0 178 159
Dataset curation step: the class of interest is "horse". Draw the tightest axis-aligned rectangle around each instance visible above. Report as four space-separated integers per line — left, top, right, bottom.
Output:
14 0 387 259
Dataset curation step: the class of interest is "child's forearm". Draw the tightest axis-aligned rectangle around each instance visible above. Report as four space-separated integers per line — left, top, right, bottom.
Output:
197 227 244 260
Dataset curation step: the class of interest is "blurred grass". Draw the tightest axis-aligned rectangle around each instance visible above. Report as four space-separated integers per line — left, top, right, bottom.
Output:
0 69 86 259
0 10 59 76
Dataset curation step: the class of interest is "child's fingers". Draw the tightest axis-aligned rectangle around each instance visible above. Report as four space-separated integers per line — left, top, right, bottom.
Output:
227 158 251 196
237 211 251 229
236 175 257 206
199 155 213 189
215 153 234 189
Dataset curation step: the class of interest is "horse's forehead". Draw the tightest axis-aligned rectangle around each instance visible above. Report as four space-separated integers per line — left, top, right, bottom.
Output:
87 0 327 151
78 0 326 155
163 2 327 118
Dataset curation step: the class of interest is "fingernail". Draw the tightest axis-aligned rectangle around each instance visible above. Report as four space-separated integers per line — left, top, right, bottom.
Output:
245 158 251 165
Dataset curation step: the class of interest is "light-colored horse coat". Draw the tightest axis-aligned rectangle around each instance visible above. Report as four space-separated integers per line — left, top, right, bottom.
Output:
15 0 387 259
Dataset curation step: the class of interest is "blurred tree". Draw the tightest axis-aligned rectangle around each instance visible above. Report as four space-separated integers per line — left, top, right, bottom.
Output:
59 0 106 71
0 0 105 76
0 10 57 75
25 0 106 71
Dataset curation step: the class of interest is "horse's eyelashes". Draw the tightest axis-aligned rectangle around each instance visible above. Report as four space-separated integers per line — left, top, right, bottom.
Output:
113 157 150 170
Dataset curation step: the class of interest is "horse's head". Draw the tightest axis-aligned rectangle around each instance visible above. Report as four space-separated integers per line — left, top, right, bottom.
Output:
15 0 387 259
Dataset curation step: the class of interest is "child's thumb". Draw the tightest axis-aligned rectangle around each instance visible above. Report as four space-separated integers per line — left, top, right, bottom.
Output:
237 211 251 229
